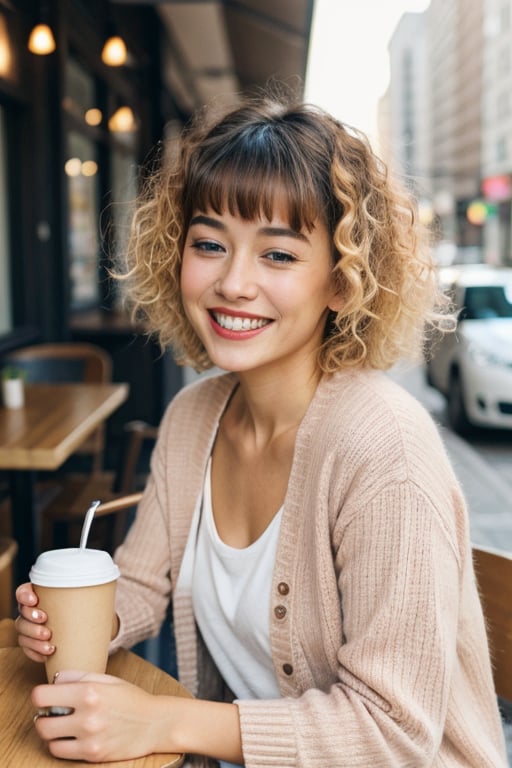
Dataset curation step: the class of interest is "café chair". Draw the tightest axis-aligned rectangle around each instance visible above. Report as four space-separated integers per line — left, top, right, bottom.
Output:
0 618 17 648
0 537 17 619
4 342 112 473
472 544 512 720
41 421 158 553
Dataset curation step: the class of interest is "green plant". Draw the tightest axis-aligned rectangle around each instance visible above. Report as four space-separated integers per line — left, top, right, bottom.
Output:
1 365 26 381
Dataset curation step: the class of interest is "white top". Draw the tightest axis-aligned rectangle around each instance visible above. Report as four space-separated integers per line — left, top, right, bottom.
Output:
176 458 283 768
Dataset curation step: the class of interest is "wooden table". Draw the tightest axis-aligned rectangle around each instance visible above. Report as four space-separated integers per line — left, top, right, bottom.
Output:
0 383 129 580
0 645 190 768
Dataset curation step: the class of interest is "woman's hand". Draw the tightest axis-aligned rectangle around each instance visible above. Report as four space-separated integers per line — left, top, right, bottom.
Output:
15 583 54 663
31 671 173 763
32 671 244 765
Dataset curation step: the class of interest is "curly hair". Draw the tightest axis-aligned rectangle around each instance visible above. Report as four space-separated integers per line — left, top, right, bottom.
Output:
117 91 450 372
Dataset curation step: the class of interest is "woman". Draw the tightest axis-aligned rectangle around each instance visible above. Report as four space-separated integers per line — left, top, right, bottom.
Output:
15 92 507 766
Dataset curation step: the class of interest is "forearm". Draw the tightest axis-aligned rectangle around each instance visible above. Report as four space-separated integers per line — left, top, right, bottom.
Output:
153 696 243 764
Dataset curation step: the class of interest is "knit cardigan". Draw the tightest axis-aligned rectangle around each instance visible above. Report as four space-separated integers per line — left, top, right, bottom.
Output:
111 368 507 767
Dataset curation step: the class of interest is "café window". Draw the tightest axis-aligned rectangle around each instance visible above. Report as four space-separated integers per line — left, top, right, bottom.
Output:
64 58 101 309
64 56 140 311
66 130 100 309
0 106 12 334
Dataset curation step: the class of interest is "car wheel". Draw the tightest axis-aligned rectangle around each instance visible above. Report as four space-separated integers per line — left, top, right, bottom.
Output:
447 370 473 435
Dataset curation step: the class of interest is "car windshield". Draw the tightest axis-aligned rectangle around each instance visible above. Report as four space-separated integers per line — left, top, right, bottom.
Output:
461 284 512 320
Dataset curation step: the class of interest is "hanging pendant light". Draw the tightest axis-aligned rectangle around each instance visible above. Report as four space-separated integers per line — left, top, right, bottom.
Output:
28 2 56 55
108 106 136 133
101 24 127 67
28 22 56 55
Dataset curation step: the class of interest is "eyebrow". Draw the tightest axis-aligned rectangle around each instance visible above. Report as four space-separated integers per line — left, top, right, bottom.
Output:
189 214 309 243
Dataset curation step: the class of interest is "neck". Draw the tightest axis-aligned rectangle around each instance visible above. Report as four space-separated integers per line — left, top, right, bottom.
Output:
230 360 323 446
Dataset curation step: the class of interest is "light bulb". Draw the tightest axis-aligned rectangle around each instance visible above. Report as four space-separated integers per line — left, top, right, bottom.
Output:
108 106 136 133
101 36 127 67
28 24 56 55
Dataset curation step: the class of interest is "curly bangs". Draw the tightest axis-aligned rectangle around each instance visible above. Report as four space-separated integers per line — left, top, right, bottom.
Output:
181 106 341 236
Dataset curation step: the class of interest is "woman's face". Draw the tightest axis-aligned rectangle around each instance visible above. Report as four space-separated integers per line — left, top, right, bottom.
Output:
180 203 340 380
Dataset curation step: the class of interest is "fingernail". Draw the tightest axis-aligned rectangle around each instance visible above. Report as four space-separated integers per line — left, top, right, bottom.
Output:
45 644 55 653
52 671 60 683
31 610 39 620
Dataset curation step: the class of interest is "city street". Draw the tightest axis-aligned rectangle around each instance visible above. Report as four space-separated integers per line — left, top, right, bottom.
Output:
389 362 512 553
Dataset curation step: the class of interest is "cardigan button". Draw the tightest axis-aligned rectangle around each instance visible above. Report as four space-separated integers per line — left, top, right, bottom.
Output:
282 663 293 676
274 605 287 619
277 582 289 595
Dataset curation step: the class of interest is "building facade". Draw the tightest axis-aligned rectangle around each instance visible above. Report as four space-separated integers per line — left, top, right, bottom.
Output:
383 0 497 264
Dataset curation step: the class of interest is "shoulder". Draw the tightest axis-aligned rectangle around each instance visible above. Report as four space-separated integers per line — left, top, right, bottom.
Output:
307 367 456 490
313 367 439 442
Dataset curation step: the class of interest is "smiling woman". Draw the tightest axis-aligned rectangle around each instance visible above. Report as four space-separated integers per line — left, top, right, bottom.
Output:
14 89 507 768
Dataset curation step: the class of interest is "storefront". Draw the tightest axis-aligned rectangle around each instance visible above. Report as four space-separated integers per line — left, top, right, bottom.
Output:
0 1 184 434
0 0 313 437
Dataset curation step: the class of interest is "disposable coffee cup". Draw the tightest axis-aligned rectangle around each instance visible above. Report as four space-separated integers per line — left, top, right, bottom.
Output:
30 548 120 683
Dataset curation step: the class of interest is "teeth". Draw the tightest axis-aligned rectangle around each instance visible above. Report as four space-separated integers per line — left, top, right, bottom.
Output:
213 312 269 331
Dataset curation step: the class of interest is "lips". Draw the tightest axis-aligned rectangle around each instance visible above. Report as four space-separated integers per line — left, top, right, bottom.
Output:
211 311 271 331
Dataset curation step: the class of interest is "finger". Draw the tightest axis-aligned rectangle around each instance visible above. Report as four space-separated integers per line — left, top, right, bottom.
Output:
47 737 84 762
18 604 47 624
20 646 50 664
16 618 54 656
14 608 51 640
16 583 38 607
34 710 76 742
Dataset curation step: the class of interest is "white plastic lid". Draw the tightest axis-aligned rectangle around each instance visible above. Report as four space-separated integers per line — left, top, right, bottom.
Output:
30 548 120 588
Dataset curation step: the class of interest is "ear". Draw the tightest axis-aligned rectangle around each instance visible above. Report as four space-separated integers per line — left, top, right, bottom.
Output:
327 289 344 313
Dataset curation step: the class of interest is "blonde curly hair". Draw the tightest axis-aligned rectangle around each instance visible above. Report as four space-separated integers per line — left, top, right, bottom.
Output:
117 92 449 372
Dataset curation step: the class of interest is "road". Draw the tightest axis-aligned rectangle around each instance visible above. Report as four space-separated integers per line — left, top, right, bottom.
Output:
388 362 512 553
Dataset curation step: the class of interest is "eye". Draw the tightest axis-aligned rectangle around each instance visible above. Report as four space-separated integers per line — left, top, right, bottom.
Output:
190 239 225 254
264 250 296 264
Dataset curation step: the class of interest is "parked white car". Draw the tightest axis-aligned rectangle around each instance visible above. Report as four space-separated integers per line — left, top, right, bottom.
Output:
426 265 512 434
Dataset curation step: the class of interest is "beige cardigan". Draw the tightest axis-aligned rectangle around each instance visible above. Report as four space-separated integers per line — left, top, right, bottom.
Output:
112 369 507 767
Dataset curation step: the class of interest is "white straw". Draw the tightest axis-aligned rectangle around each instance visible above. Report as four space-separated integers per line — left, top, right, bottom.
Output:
79 500 101 549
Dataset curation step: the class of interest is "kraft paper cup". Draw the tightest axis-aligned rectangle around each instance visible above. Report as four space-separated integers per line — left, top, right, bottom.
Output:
30 548 120 683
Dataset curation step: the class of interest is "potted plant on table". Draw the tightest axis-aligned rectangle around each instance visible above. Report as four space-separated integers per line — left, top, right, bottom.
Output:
1 366 26 409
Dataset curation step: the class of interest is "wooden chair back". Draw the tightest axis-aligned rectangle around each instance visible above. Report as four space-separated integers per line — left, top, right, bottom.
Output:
43 421 157 553
5 342 112 472
0 618 17 648
472 544 512 706
0 538 17 620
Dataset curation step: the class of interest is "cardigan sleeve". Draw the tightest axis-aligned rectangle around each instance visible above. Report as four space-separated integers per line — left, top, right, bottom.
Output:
236 481 505 767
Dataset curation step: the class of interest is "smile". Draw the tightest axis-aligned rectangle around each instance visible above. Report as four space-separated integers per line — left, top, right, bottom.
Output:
211 311 271 331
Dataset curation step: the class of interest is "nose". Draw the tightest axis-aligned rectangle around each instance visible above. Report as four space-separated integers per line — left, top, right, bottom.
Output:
215 253 258 301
